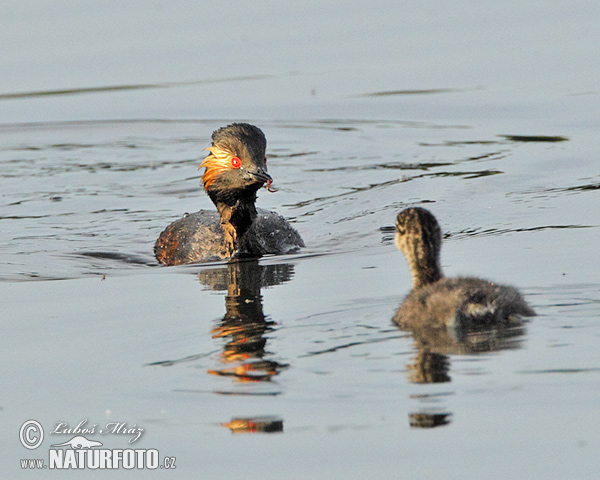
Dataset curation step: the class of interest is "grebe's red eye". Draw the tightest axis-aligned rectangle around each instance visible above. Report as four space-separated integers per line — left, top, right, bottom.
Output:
231 156 242 168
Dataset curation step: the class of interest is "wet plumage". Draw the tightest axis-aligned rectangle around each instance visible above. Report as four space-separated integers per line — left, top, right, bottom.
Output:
155 123 304 265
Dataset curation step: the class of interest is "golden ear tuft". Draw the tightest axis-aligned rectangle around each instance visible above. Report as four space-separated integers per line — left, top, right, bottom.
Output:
200 145 235 189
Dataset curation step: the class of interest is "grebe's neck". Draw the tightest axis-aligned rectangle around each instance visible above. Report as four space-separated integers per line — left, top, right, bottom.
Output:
208 188 259 256
406 249 443 289
394 207 445 290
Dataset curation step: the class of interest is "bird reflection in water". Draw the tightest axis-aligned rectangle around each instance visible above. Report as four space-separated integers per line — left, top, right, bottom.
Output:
148 259 292 434
199 260 292 434
197 260 293 384
400 316 526 428
403 316 526 384
408 413 452 429
222 416 283 434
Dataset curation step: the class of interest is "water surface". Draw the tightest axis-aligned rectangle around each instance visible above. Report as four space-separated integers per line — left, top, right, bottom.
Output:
1 1 599 478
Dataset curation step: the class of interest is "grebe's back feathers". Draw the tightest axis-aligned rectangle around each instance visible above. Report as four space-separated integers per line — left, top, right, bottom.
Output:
155 210 226 265
394 275 536 331
155 208 303 265
245 208 305 255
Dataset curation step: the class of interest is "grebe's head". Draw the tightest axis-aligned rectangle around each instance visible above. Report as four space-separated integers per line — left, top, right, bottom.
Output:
395 207 443 287
200 123 272 194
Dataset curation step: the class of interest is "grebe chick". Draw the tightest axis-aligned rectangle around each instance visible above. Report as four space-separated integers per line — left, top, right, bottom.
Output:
155 123 304 265
392 207 535 330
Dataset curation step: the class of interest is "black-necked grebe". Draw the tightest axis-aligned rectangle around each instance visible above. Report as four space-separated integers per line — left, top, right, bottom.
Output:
392 207 535 329
155 123 304 265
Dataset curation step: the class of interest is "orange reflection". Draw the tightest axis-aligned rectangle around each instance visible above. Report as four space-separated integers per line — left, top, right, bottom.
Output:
222 417 283 434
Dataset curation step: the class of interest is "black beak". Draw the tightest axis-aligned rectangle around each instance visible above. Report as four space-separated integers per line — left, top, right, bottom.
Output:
245 168 272 185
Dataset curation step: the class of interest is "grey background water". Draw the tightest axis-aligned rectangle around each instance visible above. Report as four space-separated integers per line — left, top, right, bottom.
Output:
1 1 599 478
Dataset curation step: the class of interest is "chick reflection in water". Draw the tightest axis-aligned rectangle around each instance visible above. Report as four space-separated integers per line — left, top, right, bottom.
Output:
392 208 535 427
198 260 292 385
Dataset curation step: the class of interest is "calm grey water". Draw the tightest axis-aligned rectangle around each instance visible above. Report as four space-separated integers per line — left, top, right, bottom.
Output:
2 1 599 478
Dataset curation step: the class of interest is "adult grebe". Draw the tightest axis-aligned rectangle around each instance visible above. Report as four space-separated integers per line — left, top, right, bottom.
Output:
155 123 303 265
